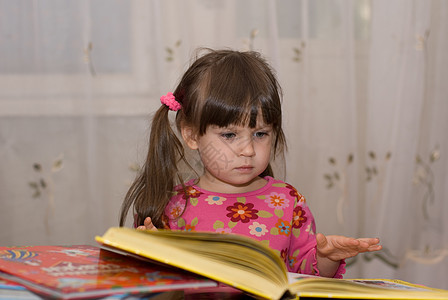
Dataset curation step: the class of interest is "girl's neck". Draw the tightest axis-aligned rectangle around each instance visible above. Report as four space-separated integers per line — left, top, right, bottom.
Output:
196 175 267 194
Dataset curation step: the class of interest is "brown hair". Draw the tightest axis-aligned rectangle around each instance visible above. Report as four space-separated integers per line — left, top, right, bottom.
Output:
119 49 286 228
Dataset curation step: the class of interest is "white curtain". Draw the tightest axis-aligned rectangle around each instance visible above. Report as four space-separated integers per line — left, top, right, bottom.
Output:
1 0 447 290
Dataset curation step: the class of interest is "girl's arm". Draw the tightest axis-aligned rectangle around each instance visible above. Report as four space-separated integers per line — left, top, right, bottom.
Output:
316 233 382 277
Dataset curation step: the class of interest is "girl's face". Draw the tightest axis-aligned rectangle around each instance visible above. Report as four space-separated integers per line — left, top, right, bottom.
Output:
182 118 273 194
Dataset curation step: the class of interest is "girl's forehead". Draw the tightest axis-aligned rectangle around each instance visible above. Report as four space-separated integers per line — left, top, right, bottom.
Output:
195 99 279 134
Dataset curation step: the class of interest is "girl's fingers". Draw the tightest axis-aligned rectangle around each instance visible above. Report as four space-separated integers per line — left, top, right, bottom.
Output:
368 244 383 251
358 237 380 245
144 217 153 226
143 217 158 231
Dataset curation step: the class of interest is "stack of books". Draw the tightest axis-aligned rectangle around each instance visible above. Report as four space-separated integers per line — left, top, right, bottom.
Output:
0 244 215 299
1 227 447 299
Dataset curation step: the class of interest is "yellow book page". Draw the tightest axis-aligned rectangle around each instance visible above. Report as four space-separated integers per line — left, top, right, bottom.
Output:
96 227 289 300
287 275 448 299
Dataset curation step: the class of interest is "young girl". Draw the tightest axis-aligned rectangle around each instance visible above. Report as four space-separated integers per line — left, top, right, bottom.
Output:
120 49 381 278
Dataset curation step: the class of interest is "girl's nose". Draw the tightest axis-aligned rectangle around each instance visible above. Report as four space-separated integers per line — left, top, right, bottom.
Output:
239 138 255 157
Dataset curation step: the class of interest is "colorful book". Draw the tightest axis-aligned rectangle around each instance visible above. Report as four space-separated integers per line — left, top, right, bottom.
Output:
0 245 216 299
0 278 26 290
96 227 448 300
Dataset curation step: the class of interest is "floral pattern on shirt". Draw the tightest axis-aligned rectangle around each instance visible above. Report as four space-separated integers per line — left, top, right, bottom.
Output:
286 183 300 200
265 192 289 209
292 206 307 229
178 185 203 200
275 219 292 236
226 202 259 223
164 176 346 278
167 200 184 219
249 222 268 237
205 195 227 205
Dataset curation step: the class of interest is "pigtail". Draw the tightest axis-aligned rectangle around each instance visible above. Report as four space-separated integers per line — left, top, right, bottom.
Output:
119 105 185 228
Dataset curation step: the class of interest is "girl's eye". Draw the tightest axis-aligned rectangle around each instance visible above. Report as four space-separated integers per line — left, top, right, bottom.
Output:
221 132 236 140
254 131 268 139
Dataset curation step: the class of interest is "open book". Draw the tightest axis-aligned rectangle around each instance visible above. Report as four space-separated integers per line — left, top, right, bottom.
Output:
96 227 448 300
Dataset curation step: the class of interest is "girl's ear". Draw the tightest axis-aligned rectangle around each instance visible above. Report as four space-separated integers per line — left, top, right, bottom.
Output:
181 126 198 150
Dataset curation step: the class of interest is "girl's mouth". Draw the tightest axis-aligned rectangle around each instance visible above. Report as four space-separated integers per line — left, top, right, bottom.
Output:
235 166 254 172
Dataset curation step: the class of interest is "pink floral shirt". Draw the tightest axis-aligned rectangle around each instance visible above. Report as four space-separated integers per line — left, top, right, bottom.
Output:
163 176 345 278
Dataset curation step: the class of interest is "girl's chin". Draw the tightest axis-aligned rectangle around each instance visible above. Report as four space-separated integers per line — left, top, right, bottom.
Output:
219 176 266 192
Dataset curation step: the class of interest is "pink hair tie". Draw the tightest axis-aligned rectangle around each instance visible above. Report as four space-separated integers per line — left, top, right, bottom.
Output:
160 92 181 111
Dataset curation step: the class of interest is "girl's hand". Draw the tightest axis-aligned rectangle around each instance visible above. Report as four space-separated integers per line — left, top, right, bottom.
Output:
136 217 158 231
316 233 382 261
